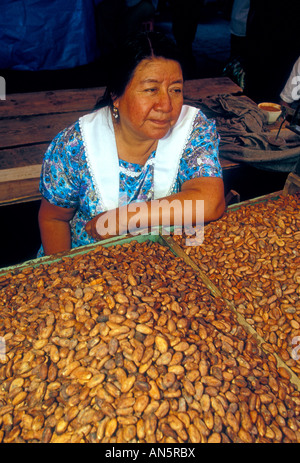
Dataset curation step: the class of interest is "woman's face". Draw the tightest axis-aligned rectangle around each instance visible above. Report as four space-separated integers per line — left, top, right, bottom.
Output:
113 58 184 142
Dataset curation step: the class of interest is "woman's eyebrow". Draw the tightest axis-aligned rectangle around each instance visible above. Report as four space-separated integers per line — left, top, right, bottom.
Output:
141 78 184 84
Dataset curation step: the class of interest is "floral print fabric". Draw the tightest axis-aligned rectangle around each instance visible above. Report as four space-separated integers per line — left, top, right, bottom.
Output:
39 109 222 253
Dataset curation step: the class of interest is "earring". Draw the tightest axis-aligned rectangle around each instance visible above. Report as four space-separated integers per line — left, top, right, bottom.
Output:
112 105 119 119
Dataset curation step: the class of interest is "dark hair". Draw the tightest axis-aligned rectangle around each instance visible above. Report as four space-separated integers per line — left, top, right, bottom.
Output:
95 31 185 110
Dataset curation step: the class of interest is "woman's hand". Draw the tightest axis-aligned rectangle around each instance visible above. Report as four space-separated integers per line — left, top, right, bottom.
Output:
85 212 110 241
85 214 101 241
85 209 126 241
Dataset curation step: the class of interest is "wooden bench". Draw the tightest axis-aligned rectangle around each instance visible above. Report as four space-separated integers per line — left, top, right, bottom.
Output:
0 77 242 206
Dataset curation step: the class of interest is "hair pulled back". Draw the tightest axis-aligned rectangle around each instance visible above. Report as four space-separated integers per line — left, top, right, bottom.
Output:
95 31 184 110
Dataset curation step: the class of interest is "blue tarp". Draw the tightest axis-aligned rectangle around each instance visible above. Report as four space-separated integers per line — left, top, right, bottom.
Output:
0 0 100 70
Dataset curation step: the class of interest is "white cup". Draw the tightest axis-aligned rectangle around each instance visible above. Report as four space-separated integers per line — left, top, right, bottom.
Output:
258 102 282 124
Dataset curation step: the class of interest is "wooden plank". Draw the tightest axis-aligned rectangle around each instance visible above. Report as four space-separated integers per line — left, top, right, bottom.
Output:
0 110 87 148
0 144 47 170
283 172 300 196
0 164 41 183
184 77 242 100
0 87 105 118
0 177 41 205
219 157 240 170
162 233 222 298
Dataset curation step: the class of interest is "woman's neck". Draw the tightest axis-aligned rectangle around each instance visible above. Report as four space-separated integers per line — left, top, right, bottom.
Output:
113 122 158 165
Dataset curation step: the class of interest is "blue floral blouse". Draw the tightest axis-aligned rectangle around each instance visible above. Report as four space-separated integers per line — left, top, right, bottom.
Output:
39 108 222 253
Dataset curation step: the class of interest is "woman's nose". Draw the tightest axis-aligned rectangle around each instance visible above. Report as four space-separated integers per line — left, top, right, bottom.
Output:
155 90 173 112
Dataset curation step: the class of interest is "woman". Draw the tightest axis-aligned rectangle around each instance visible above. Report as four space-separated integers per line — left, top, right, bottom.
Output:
38 32 225 256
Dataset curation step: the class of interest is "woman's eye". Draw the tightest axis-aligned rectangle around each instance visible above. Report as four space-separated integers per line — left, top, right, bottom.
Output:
143 87 182 94
171 87 182 94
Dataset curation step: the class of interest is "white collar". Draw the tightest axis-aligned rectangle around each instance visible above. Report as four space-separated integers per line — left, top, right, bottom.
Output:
79 104 198 211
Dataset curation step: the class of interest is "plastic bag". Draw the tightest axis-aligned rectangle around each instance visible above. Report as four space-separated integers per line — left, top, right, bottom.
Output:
0 0 99 71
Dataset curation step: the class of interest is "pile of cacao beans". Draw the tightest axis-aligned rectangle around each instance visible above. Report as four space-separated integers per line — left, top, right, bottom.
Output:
175 193 300 374
0 194 300 443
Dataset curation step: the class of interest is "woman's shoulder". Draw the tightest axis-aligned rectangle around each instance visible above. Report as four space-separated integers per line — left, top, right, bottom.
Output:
45 120 84 160
188 106 218 142
191 106 215 128
52 120 82 146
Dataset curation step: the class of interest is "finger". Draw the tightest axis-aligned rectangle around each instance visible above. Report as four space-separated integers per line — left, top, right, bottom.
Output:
85 221 91 233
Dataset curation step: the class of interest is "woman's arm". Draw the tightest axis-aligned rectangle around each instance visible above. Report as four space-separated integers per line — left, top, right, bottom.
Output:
85 176 225 240
38 198 76 255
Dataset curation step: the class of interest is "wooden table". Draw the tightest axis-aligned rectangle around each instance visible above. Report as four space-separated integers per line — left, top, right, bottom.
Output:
0 77 242 206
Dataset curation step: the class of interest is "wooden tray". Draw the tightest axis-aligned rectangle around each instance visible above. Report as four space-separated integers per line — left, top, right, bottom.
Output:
1 190 300 391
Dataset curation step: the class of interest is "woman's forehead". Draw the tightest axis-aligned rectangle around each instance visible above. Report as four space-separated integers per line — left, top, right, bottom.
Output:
131 58 183 81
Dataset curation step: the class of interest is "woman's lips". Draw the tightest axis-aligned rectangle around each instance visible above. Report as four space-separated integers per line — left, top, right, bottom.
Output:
150 119 170 126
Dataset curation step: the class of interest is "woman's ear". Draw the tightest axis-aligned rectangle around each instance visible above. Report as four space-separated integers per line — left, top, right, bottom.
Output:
111 93 119 108
113 100 120 110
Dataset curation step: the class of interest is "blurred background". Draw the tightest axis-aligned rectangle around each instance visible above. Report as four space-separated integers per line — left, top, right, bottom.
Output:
1 0 298 103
